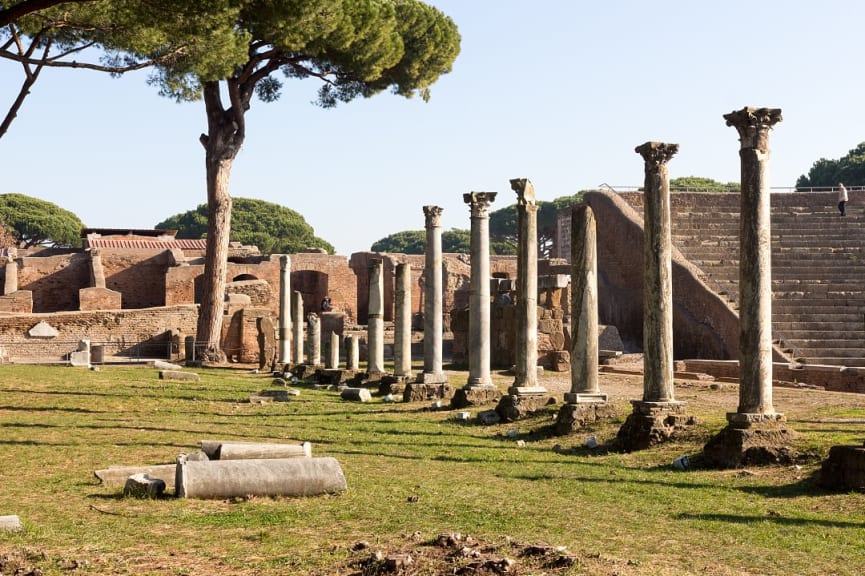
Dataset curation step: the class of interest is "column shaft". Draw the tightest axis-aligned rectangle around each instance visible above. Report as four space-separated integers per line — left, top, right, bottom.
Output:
367 258 385 374
510 178 541 393
307 313 321 367
278 255 290 364
567 204 602 400
464 192 496 388
291 291 304 365
394 263 413 377
725 107 782 416
420 206 446 382
637 141 679 403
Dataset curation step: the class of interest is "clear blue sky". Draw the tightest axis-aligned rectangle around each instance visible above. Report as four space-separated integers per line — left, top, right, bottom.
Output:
1 1 863 256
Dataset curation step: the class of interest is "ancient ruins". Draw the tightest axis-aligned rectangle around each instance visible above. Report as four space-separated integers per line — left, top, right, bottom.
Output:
2 106 865 480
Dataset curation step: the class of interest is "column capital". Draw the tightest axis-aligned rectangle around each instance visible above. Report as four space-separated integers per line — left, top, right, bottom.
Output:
423 205 444 227
463 191 497 218
724 107 782 150
368 257 383 272
510 178 536 207
635 141 679 166
279 254 290 271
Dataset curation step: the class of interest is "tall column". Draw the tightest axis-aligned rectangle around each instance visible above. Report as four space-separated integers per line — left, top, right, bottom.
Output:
419 206 447 383
509 178 543 395
565 204 606 402
463 191 497 389
291 290 304 365
278 255 291 364
367 258 385 374
394 263 413 378
307 313 321 367
704 107 793 468
637 141 679 403
725 107 782 419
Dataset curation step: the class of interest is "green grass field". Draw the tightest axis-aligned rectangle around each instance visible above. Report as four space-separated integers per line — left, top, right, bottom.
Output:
1 364 864 575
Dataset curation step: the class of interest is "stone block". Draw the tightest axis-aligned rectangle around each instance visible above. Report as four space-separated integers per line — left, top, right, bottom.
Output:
818 445 865 491
403 382 453 402
616 402 697 451
496 394 556 422
123 473 166 498
450 387 502 409
703 423 798 468
0 515 22 532
341 387 372 402
95 464 177 490
555 402 619 436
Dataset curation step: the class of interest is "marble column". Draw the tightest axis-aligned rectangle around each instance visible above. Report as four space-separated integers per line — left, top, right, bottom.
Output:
291 290 304 365
419 206 447 383
508 178 543 395
565 204 607 403
307 313 321 367
326 331 340 370
464 191 497 389
394 263 413 378
3 255 17 295
367 258 385 374
726 107 783 420
637 141 679 403
345 334 360 371
704 107 793 468
278 255 291 364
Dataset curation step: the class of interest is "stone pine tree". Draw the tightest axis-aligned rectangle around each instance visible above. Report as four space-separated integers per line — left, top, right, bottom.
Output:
146 1 460 361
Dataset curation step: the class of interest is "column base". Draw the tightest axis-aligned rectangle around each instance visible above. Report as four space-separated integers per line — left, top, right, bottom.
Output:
417 371 449 384
819 445 865 491
554 401 618 436
507 386 548 396
464 377 495 389
450 386 502 409
703 414 797 469
495 393 555 422
403 382 453 403
616 401 697 452
563 392 608 404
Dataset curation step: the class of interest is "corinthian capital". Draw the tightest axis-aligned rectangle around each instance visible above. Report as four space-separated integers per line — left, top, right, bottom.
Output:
724 107 783 150
423 205 444 228
463 192 497 218
635 142 679 166
510 178 536 207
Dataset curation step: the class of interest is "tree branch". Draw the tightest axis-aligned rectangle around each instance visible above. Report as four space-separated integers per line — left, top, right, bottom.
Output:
0 0 95 29
0 44 190 74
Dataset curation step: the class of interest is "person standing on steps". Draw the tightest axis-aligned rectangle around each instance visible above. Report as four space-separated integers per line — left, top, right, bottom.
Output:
838 182 849 216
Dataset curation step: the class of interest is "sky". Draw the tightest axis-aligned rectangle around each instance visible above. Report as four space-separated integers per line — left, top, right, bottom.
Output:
2 1 864 256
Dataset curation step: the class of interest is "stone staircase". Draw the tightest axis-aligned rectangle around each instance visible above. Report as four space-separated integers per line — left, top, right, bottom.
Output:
620 191 865 367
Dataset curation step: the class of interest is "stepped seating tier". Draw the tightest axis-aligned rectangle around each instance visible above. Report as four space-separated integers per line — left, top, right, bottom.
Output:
620 191 865 367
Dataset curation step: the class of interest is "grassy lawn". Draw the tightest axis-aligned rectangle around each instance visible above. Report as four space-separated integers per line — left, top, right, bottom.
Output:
0 364 864 575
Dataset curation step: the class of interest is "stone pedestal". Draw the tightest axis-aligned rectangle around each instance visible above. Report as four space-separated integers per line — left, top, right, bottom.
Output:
403 382 453 403
703 413 797 468
555 402 619 436
496 392 555 422
450 386 502 409
818 444 865 491
616 401 697 452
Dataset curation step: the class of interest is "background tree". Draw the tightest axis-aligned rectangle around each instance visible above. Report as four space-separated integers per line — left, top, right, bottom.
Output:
488 191 587 259
370 228 512 255
1 1 220 138
156 197 334 255
796 143 865 189
53 0 461 361
669 176 739 193
0 193 83 247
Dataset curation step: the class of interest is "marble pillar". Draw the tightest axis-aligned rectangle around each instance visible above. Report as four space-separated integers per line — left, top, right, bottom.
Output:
727 107 782 420
464 191 496 389
704 107 795 468
307 313 321 367
566 204 606 402
394 263 413 378
3 255 17 295
345 334 360 371
326 331 340 370
509 178 543 396
278 255 290 364
367 258 385 374
291 290 304 365
616 142 693 450
418 206 447 383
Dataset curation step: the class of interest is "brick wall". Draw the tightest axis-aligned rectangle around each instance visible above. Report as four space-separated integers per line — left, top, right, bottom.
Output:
18 253 89 312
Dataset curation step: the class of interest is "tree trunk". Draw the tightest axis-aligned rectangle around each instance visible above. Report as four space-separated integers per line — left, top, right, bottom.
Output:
195 80 244 363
